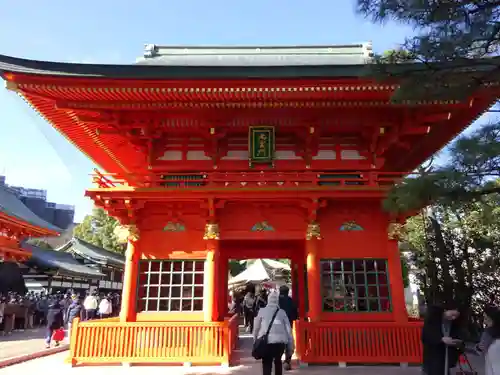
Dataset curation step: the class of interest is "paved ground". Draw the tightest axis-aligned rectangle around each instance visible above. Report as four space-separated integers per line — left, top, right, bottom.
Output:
0 351 425 375
0 327 53 360
0 326 486 375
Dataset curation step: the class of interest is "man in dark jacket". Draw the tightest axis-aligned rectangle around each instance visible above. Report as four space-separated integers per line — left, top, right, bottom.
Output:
65 294 83 343
278 285 298 371
45 301 64 348
422 303 465 375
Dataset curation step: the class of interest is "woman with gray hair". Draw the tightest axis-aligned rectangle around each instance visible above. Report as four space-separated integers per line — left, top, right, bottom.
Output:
253 290 295 375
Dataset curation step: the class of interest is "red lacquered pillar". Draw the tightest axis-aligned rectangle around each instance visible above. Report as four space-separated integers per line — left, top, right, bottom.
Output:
387 237 408 322
203 223 220 322
305 223 322 322
120 226 140 322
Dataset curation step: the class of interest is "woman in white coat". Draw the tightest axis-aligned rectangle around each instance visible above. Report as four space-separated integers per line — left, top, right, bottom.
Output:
253 290 294 375
485 309 500 375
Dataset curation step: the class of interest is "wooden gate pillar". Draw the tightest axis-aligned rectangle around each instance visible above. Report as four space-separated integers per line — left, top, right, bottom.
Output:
387 231 408 322
120 225 140 322
296 258 307 320
305 221 322 322
203 222 220 322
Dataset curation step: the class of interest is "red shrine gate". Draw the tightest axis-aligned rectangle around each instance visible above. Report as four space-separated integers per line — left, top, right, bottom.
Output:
0 44 498 366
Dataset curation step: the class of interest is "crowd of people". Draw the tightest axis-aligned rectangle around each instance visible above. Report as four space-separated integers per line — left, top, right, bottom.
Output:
0 290 121 348
3 284 500 375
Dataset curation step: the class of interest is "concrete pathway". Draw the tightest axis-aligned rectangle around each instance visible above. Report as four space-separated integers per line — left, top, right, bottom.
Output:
0 351 425 375
0 325 485 375
0 328 51 360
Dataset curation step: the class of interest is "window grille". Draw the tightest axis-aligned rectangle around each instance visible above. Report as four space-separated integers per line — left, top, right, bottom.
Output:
320 259 391 312
137 260 204 312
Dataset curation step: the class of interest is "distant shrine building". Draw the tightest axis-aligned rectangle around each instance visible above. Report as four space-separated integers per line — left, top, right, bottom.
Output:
0 176 75 230
0 44 498 366
21 238 124 294
0 182 60 263
0 182 61 293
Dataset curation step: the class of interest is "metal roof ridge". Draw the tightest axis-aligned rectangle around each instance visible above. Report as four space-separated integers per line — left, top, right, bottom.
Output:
143 43 374 59
147 43 370 49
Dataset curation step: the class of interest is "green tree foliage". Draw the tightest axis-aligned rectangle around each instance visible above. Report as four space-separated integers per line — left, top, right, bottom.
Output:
229 260 246 276
356 0 500 60
403 200 500 332
400 256 409 288
379 48 415 64
385 123 500 214
357 1 500 104
354 2 500 327
73 207 125 254
390 124 500 328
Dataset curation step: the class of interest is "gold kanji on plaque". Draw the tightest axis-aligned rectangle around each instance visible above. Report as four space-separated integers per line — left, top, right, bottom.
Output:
249 126 275 167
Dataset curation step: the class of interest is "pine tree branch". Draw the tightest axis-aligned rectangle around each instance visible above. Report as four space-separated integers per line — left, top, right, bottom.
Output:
446 186 500 200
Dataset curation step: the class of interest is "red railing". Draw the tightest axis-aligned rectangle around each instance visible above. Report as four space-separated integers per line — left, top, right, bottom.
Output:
91 170 407 189
296 321 423 364
68 317 238 366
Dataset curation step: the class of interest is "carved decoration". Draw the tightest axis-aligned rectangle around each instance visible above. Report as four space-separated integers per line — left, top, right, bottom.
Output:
251 221 275 232
203 222 220 240
306 221 321 240
163 221 186 232
339 221 364 231
127 225 140 242
388 222 406 241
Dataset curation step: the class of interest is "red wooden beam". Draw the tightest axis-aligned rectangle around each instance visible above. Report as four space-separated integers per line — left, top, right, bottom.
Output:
9 73 397 90
86 190 392 210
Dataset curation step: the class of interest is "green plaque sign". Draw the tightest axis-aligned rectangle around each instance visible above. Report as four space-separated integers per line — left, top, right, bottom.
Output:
248 126 275 165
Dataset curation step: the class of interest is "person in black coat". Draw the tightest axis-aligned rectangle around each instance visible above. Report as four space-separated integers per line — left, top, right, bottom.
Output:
228 294 242 317
45 301 64 348
279 285 298 371
254 289 268 315
422 303 466 375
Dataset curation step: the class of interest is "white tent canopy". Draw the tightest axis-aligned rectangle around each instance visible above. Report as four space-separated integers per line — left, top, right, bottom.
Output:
228 259 290 288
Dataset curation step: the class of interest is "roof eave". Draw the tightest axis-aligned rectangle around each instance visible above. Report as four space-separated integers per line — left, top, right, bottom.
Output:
24 258 103 279
1 53 499 81
70 247 108 265
0 211 61 237
54 269 103 279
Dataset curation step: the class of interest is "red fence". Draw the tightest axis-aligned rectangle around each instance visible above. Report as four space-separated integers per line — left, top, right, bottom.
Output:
68 315 240 366
296 321 423 364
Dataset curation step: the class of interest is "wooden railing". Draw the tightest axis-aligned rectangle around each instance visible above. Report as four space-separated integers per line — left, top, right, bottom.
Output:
296 321 423 364
91 170 407 189
68 317 238 366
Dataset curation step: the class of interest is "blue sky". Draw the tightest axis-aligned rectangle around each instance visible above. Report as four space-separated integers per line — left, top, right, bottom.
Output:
0 0 497 222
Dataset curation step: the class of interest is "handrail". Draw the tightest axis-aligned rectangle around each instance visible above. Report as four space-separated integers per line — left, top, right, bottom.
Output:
91 171 407 189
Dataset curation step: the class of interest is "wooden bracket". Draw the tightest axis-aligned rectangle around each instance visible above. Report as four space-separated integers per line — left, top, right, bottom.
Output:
304 199 327 222
200 198 226 221
205 127 227 169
